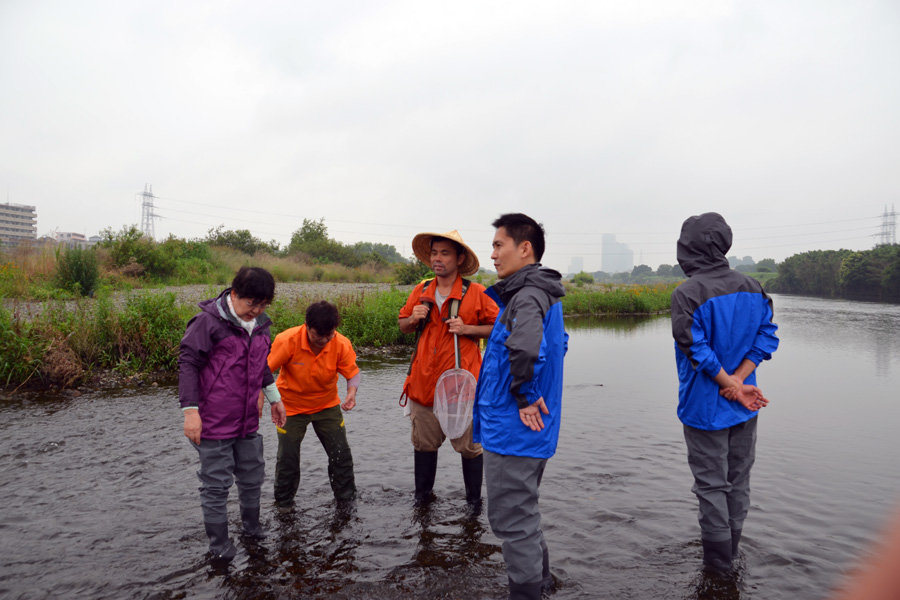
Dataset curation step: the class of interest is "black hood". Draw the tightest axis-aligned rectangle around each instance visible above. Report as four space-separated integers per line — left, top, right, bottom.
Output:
492 263 566 304
676 212 732 277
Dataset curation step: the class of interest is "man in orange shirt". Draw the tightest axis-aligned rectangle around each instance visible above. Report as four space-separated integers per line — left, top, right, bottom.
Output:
268 301 361 506
398 230 498 508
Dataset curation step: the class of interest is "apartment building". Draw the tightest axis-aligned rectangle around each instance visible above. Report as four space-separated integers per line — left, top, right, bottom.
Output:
0 203 37 247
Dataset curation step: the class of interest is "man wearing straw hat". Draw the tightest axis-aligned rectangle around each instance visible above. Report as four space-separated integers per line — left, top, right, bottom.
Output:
398 230 499 509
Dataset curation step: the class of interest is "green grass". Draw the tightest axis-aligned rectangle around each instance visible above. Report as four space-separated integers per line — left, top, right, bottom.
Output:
1 282 678 389
267 288 412 348
561 282 677 315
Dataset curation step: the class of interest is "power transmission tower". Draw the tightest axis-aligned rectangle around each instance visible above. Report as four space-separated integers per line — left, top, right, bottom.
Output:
876 204 897 246
140 184 160 240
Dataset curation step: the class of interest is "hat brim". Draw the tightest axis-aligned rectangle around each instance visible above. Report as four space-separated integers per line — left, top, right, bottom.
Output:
411 231 480 277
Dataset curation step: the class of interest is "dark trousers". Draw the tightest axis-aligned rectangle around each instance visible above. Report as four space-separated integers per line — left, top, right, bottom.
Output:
484 450 550 586
274 405 356 503
683 416 758 542
191 432 265 524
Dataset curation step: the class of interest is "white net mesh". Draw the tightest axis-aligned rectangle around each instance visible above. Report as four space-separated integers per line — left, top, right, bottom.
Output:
433 368 477 440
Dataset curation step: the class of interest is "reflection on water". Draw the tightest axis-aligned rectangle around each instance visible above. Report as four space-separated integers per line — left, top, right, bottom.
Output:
0 294 898 599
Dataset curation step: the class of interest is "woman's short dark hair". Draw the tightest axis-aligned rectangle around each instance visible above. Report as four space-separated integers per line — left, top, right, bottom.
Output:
492 213 546 262
231 267 276 304
305 301 340 333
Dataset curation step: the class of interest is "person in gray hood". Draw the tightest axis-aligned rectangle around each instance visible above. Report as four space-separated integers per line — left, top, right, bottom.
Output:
474 213 568 600
671 212 779 572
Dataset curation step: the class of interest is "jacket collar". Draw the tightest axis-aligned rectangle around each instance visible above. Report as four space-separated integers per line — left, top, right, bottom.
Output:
420 274 465 302
201 287 271 332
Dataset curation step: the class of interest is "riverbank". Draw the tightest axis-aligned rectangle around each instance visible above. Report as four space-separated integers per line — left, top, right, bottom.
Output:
0 281 676 393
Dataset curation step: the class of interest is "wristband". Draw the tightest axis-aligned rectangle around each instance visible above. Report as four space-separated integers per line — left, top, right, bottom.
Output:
262 383 282 405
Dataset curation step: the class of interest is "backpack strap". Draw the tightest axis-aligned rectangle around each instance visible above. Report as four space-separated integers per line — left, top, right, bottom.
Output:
400 280 434 406
448 278 471 320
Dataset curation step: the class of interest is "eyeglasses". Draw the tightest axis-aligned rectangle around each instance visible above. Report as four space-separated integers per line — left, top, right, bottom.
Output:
241 298 271 310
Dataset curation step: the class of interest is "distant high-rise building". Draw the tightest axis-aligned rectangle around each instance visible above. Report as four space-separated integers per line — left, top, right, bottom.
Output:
0 203 37 247
601 234 633 274
568 256 584 274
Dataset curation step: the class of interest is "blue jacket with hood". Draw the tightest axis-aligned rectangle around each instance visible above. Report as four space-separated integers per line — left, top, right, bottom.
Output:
671 213 779 431
473 263 568 459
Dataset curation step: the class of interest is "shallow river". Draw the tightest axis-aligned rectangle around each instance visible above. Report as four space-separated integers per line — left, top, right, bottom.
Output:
1 293 899 599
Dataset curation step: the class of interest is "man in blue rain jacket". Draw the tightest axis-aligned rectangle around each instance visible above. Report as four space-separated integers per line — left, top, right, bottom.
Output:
671 212 779 572
474 213 568 600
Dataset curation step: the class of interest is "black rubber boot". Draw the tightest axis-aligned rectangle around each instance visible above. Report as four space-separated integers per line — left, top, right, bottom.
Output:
461 454 483 510
508 577 542 600
240 505 266 539
414 450 438 505
731 529 742 558
204 521 237 561
701 538 733 572
541 543 553 593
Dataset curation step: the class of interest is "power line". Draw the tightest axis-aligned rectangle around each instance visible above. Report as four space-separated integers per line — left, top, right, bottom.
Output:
153 194 885 240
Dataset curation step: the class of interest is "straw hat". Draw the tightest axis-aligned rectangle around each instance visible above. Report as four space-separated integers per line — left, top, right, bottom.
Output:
411 230 480 276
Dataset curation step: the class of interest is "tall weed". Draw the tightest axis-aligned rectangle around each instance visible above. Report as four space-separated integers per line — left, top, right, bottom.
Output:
0 306 46 386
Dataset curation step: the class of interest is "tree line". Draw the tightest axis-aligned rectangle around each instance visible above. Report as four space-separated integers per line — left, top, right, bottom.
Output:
3 219 424 298
767 244 900 301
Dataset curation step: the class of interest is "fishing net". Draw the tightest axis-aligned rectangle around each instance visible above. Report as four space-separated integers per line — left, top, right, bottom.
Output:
433 368 477 440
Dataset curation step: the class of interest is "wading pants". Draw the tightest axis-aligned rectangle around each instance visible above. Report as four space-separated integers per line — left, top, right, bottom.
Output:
192 432 265 524
683 416 758 542
409 399 481 458
484 450 551 586
274 405 356 503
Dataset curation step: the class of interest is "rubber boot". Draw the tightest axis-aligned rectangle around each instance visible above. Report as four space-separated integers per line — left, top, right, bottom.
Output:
731 529 742 558
461 454 483 510
414 450 438 505
701 538 733 572
508 578 542 600
204 521 237 561
541 542 553 593
240 505 266 539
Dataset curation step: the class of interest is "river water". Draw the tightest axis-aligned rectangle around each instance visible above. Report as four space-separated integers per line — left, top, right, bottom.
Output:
1 294 899 600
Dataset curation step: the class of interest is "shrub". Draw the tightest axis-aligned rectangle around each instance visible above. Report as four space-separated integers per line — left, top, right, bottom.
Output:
395 259 433 285
572 272 594 286
114 292 194 371
55 246 100 296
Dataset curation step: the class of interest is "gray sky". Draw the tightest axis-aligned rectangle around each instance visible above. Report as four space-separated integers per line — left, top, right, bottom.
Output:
2 0 899 273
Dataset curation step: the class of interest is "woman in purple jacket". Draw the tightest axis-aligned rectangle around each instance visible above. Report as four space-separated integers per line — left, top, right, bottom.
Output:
179 267 286 560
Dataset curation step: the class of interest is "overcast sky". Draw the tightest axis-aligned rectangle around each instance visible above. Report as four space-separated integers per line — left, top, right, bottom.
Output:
2 0 899 273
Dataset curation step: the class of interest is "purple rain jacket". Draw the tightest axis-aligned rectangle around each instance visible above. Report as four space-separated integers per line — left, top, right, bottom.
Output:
178 288 275 440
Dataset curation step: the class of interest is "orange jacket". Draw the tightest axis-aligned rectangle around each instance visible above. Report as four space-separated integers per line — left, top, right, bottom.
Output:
399 275 499 407
268 325 360 416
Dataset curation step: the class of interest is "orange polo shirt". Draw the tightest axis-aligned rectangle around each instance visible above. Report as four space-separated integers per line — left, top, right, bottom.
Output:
267 324 360 416
399 275 498 407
